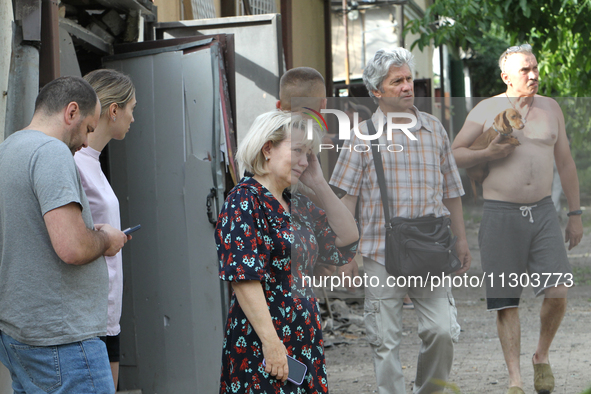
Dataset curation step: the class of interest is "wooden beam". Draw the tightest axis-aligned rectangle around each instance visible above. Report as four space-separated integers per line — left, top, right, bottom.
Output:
280 0 292 70
182 0 193 19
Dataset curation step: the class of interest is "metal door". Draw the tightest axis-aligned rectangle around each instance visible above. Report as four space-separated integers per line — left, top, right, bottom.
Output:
104 36 230 393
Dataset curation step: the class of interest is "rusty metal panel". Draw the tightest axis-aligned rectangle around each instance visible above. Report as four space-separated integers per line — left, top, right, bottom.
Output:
15 0 42 41
39 0 60 85
155 14 283 144
104 37 230 393
59 27 81 77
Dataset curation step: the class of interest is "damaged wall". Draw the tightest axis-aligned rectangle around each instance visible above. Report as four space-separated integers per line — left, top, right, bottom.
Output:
0 0 12 142
0 4 9 391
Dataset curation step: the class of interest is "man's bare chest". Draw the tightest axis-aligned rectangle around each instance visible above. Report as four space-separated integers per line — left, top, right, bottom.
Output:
484 105 558 148
519 108 558 146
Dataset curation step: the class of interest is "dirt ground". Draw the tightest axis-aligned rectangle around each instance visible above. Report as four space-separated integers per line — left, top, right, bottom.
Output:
321 202 591 394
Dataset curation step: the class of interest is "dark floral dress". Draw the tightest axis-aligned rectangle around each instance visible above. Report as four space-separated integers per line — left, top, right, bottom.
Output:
216 177 357 394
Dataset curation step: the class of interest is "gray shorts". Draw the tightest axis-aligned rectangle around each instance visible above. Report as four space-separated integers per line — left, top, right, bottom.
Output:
478 196 572 310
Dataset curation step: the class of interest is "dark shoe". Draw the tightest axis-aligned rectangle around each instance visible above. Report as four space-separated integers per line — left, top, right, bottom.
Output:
507 387 525 394
533 355 555 394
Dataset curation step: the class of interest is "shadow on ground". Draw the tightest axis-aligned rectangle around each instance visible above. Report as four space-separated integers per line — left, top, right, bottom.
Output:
323 202 591 393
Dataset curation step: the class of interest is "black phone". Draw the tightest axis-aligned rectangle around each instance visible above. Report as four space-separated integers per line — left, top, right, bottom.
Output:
123 224 141 235
262 355 308 385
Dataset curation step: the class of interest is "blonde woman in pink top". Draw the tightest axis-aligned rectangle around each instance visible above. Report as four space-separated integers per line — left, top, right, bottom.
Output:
74 69 136 390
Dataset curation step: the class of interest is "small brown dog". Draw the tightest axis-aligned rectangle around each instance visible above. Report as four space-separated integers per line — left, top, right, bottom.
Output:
466 108 524 199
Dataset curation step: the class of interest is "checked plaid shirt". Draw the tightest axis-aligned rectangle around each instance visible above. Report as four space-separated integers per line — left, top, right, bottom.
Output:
329 106 464 266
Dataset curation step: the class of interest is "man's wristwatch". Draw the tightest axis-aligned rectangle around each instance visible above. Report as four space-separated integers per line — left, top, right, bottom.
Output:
567 209 583 217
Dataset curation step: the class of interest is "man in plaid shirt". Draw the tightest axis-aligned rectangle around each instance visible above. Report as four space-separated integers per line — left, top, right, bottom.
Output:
329 48 471 394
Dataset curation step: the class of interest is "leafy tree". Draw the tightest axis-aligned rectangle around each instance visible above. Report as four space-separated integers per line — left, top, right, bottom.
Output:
407 0 591 97
461 31 509 98
408 1 591 198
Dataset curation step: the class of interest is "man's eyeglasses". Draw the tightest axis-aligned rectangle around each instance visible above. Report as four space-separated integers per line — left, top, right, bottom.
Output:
503 43 532 71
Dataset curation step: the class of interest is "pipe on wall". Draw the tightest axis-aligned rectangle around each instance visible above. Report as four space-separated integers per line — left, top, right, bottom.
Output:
39 0 60 86
4 26 39 137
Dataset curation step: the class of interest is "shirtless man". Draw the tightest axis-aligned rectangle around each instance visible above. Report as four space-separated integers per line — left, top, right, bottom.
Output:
452 44 583 394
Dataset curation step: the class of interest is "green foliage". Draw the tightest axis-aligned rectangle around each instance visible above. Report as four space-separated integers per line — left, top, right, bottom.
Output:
462 32 509 97
576 164 591 202
407 0 591 97
407 0 591 187
572 265 591 285
407 1 511 97
556 98 591 146
556 98 591 200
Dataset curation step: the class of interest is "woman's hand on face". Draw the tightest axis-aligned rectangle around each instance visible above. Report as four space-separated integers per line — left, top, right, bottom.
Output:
262 338 289 382
298 152 324 189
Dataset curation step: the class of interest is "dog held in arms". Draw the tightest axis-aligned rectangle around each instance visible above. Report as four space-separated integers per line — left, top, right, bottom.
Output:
466 108 524 199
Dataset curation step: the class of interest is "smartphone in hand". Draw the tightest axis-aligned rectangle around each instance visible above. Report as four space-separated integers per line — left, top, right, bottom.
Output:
123 224 141 235
262 355 307 385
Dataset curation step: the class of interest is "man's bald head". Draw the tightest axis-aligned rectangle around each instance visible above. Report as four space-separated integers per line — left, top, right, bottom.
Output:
278 67 326 111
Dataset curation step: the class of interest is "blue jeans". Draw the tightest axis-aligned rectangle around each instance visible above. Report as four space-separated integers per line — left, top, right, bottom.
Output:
0 331 114 394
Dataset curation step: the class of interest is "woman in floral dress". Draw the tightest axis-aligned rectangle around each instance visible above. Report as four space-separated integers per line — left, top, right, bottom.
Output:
216 111 358 394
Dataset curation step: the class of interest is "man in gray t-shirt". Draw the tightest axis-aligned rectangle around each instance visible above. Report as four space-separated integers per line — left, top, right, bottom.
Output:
0 76 128 393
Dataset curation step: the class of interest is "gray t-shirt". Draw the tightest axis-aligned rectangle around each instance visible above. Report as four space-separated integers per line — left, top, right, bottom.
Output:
0 130 108 346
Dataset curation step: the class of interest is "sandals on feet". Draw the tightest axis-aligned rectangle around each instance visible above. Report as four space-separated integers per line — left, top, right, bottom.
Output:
533 354 555 394
506 387 525 394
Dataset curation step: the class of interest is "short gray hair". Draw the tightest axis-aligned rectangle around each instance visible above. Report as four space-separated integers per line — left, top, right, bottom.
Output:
236 110 321 178
498 43 533 73
363 48 415 100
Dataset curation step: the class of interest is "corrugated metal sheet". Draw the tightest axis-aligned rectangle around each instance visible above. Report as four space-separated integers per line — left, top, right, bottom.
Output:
249 0 276 14
191 0 216 19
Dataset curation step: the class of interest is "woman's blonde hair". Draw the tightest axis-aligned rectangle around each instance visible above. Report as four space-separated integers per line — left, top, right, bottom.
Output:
236 110 321 178
83 69 135 117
